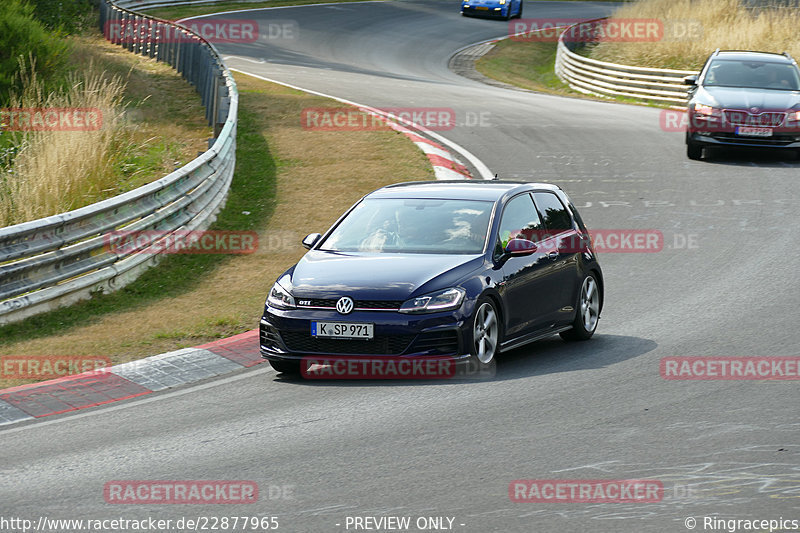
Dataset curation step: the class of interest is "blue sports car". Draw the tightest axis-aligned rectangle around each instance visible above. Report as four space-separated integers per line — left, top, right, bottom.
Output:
260 181 603 375
461 0 523 20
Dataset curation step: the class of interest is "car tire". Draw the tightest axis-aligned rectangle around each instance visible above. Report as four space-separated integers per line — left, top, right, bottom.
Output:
687 142 703 160
269 359 300 375
517 0 523 17
470 297 501 368
560 273 600 341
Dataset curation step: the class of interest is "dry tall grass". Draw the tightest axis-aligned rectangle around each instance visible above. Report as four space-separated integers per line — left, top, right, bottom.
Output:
590 0 800 69
0 60 130 227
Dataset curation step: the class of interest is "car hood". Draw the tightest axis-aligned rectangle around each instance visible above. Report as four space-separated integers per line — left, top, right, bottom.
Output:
288 251 484 300
698 87 800 110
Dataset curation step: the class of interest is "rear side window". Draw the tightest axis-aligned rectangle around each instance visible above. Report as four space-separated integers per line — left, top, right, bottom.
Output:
532 192 573 233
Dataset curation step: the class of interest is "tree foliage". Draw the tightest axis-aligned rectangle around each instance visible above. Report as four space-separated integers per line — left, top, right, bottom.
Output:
0 0 72 102
26 0 94 35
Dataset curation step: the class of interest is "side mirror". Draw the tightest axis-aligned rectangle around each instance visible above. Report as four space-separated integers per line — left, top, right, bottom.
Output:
504 238 538 257
302 233 322 249
683 74 698 86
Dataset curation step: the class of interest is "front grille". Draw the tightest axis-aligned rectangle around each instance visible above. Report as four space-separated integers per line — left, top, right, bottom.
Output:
296 299 402 310
723 110 786 127
710 132 798 146
280 332 414 355
409 330 460 355
355 300 403 310
299 299 338 308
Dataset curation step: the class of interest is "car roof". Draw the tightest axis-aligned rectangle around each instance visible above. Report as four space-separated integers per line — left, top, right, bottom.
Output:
712 50 796 64
367 180 562 201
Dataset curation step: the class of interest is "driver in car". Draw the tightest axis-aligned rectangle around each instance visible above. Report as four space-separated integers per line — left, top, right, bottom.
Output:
359 215 401 252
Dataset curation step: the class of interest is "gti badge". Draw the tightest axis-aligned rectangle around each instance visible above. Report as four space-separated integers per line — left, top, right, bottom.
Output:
336 296 354 315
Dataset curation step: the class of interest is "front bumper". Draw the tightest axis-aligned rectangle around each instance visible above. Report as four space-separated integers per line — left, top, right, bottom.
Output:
461 4 509 17
259 306 472 363
688 130 800 149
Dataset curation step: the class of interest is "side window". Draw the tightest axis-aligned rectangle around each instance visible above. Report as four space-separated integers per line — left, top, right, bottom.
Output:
496 194 543 256
532 192 573 234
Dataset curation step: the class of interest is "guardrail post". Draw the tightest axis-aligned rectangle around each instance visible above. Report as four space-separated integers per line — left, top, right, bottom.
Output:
214 76 225 138
127 13 135 52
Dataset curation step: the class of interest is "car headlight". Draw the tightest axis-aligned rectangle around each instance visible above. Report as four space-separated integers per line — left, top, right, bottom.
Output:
267 281 295 310
693 103 720 116
399 288 466 314
791 110 800 121
499 0 506 4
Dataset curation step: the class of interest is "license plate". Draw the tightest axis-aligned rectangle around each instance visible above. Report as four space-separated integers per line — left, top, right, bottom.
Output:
476 5 489 9
736 126 772 137
312 322 374 339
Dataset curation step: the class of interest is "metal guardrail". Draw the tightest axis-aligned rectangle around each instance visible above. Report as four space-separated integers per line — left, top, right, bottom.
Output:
555 18 698 104
0 0 238 325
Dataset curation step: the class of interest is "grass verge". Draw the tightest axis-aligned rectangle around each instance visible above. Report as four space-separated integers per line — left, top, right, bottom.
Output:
475 38 574 97
474 37 647 105
590 0 800 70
0 71 434 389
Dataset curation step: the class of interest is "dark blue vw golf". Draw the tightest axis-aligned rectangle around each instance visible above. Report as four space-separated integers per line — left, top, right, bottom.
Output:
260 181 603 375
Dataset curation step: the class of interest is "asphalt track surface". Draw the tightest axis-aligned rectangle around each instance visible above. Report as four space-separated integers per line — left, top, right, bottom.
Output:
2 2 799 532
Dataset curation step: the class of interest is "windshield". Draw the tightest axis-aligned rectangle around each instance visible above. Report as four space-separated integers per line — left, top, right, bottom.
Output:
704 59 800 90
319 198 493 254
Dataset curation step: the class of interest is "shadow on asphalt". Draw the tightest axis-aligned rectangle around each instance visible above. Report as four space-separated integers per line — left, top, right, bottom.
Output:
700 146 800 166
270 333 657 387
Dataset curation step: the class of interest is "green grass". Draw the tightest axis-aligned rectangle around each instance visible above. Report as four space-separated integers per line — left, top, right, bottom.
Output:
475 38 575 96
0 103 276 347
116 138 186 192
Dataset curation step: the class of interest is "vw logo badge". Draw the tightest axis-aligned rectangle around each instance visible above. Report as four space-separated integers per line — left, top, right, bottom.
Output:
336 296 354 315
750 107 759 114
